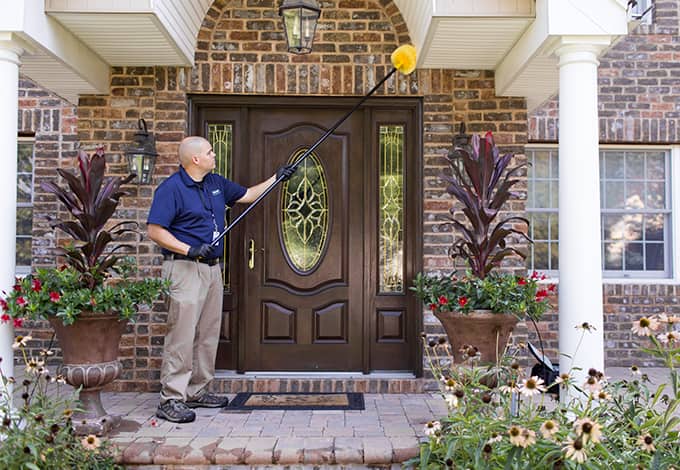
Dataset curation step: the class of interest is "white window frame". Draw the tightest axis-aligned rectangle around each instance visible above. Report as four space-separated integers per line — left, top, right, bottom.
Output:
526 143 679 284
16 136 35 277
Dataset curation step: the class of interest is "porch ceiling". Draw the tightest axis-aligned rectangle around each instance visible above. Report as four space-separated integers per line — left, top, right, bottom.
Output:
45 0 213 66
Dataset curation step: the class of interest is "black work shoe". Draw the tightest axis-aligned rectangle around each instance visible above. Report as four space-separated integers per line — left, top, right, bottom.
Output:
156 399 196 423
186 392 229 408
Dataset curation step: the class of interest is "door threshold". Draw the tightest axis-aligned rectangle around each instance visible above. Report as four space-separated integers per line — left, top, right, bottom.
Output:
214 370 416 379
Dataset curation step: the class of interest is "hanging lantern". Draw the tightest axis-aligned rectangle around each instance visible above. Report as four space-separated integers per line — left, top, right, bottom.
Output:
125 119 158 184
279 0 320 55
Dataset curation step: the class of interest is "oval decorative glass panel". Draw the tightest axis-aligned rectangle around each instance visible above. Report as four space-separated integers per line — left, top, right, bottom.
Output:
281 149 329 273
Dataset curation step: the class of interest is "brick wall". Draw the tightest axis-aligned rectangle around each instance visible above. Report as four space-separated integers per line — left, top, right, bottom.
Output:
528 1 680 367
20 0 528 391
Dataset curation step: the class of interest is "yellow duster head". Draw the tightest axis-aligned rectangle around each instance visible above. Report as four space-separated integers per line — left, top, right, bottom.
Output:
390 44 417 75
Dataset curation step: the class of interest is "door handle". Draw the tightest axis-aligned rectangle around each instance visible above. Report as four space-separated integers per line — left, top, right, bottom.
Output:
248 239 255 270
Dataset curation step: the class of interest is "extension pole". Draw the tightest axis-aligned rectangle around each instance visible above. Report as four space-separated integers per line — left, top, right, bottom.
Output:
210 68 397 246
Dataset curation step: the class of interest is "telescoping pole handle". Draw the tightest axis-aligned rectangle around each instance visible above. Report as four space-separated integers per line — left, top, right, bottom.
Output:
210 67 398 247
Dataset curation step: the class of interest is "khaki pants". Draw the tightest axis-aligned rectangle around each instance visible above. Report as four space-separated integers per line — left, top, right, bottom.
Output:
159 259 223 403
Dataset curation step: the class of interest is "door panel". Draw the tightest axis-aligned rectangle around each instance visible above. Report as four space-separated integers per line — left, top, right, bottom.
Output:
244 109 363 371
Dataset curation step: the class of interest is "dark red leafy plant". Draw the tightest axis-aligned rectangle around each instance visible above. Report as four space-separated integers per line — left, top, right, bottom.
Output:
41 148 137 289
440 124 531 279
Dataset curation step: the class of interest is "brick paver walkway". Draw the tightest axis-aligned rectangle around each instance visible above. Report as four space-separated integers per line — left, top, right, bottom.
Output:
105 392 446 468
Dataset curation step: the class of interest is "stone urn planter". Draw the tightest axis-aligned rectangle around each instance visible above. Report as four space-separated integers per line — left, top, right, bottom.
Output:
434 310 519 365
49 313 127 436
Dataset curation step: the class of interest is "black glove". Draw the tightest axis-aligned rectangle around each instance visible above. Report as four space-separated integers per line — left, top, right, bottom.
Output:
276 164 296 181
187 243 215 259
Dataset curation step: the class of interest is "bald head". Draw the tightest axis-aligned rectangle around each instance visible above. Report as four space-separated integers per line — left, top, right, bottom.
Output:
179 136 209 167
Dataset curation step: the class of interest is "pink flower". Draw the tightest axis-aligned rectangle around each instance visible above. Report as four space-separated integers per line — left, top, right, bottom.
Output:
31 279 42 292
16 296 27 307
1 314 10 324
458 296 468 307
49 292 61 303
438 295 448 305
13 318 23 328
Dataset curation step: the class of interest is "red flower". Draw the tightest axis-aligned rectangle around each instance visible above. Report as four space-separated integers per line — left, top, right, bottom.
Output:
438 295 448 305
517 277 527 286
548 284 556 293
13 284 21 292
530 271 539 280
458 296 468 307
31 279 42 292
16 296 27 307
535 289 548 302
429 303 437 311
0 299 7 311
13 318 23 328
1 314 9 323
49 292 61 303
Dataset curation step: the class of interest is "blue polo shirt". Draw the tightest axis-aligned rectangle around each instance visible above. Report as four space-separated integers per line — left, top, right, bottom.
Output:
147 166 247 256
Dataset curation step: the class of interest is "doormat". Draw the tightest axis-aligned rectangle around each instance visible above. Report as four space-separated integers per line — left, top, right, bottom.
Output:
224 392 365 411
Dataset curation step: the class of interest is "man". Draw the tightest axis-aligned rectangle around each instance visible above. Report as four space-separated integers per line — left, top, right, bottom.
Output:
147 136 295 423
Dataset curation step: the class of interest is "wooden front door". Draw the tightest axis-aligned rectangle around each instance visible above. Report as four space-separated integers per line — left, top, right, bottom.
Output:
244 108 364 371
191 96 422 374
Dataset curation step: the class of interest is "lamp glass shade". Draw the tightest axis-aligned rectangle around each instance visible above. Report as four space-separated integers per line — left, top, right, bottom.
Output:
126 152 156 184
280 0 320 54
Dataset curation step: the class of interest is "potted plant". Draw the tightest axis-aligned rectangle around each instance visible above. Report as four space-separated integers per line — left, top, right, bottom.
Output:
0 148 167 435
412 124 553 364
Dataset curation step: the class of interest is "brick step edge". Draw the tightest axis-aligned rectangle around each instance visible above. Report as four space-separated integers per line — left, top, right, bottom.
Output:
115 436 422 466
209 378 424 394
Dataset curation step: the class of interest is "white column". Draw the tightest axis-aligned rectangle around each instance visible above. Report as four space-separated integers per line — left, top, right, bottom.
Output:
0 37 22 383
556 38 609 400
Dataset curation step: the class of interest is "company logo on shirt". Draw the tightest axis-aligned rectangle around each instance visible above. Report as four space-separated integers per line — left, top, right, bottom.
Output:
211 189 221 196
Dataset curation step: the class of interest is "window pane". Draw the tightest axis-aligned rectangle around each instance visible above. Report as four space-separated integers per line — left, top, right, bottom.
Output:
550 181 558 208
549 214 558 241
534 181 550 208
550 151 558 178
605 152 624 179
644 214 664 241
646 182 665 209
625 243 643 270
531 213 548 240
604 181 625 209
625 181 644 209
625 152 644 179
378 125 404 293
604 242 623 270
646 152 665 180
624 214 643 242
533 242 549 270
603 214 625 240
17 175 32 203
645 244 664 271
16 208 32 235
550 242 559 270
16 238 31 266
533 151 550 178
17 142 33 172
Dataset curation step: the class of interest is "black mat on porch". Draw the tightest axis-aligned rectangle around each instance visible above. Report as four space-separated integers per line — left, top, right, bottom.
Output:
224 392 365 411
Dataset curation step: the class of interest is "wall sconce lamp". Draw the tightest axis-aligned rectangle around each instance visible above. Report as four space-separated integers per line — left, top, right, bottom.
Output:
125 119 158 184
279 0 320 54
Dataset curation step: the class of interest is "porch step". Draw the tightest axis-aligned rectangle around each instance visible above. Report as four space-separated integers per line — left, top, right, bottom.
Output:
209 374 424 394
117 436 419 467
